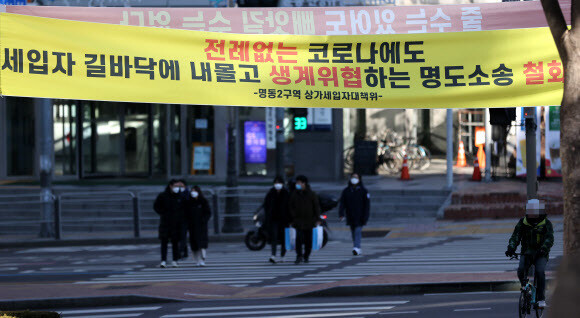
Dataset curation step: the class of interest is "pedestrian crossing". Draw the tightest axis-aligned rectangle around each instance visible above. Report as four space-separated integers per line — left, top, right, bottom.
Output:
318 233 564 277
77 241 387 287
59 306 161 318
160 301 411 318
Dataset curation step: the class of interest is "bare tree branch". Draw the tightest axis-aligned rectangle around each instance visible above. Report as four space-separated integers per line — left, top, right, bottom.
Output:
540 0 569 63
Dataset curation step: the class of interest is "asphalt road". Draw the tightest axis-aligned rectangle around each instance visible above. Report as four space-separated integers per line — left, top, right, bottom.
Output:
47 292 530 318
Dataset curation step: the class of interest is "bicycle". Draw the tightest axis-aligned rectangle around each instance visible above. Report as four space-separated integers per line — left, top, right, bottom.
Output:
510 253 544 318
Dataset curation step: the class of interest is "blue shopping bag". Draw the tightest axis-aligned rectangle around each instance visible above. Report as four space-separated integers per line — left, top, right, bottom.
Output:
285 227 296 251
312 226 324 251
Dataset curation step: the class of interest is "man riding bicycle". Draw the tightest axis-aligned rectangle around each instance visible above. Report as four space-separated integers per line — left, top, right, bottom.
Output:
505 199 554 309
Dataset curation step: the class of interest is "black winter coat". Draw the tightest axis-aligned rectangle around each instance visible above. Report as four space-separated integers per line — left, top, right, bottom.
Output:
185 197 211 250
289 187 321 230
263 188 290 243
264 188 291 226
339 185 370 227
153 188 187 240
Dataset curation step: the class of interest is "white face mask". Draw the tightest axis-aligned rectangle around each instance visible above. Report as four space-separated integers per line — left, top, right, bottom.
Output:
351 178 359 185
274 183 283 190
191 191 199 198
172 187 180 193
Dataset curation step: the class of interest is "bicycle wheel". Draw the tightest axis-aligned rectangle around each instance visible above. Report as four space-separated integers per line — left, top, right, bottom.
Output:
535 306 543 318
417 146 431 170
344 146 355 171
519 292 529 318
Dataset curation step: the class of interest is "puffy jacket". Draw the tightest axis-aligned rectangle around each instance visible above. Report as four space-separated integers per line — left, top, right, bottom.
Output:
508 216 554 257
153 187 187 240
339 185 370 227
289 187 321 230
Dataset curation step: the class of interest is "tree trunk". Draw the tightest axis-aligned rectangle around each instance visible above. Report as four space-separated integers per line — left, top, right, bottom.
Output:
540 0 580 256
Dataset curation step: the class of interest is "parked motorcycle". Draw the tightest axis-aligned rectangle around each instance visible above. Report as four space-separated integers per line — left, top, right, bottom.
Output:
244 193 337 251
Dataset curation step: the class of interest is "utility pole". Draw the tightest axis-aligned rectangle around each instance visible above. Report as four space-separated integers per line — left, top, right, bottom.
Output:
222 106 243 233
446 109 453 190
524 107 538 199
275 108 285 177
38 98 54 238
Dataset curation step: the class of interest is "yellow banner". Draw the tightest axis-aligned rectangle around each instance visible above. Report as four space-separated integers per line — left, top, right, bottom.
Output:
0 12 563 108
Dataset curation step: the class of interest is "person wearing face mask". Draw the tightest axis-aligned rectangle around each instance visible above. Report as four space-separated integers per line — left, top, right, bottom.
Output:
154 179 187 268
339 173 370 256
185 185 211 266
289 175 321 265
263 176 290 264
505 199 554 309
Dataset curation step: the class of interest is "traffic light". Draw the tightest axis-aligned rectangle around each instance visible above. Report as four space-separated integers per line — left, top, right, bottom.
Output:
489 108 516 125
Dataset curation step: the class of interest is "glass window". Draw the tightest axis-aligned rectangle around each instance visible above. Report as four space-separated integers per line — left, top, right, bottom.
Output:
53 101 77 176
188 105 215 175
6 97 35 176
124 104 149 174
82 102 121 175
152 105 167 175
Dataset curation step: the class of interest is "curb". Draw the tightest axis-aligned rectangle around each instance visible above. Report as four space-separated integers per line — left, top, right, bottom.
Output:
0 234 245 249
0 295 184 311
290 281 523 298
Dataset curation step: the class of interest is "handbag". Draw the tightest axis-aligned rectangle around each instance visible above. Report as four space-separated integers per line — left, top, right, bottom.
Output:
312 225 324 251
285 227 296 251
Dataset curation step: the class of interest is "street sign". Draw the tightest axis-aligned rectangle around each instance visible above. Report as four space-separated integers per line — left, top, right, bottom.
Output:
265 107 276 149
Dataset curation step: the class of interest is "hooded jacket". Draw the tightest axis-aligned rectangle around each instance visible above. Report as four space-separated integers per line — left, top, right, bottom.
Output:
508 215 554 257
339 181 370 227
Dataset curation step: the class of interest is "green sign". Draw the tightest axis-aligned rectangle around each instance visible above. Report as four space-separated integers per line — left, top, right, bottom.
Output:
294 117 307 130
549 106 560 131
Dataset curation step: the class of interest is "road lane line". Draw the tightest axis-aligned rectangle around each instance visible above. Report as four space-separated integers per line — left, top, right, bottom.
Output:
453 308 492 312
179 301 408 311
163 312 378 318
60 307 160 314
164 307 394 317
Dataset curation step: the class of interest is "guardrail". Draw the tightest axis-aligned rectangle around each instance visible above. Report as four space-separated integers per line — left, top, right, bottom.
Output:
0 193 58 239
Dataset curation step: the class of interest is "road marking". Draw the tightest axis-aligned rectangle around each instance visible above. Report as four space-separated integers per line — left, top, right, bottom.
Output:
424 291 519 296
65 314 142 318
163 312 378 318
164 307 395 317
179 301 409 311
60 306 160 314
378 311 419 315
453 308 492 312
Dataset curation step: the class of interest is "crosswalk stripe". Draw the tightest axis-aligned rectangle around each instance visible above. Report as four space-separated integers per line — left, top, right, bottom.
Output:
179 301 408 312
162 307 395 318
60 306 160 315
65 314 142 318
164 313 378 318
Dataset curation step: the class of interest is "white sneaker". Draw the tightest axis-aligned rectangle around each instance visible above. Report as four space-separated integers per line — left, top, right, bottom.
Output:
193 252 201 266
269 256 277 264
160 261 167 268
201 249 207 260
352 248 362 256
538 300 546 308
171 261 178 268
198 259 206 267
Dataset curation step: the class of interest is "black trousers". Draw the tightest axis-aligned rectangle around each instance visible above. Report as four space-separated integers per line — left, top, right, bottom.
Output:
161 237 180 262
518 255 548 301
270 222 287 257
179 223 188 258
295 228 313 260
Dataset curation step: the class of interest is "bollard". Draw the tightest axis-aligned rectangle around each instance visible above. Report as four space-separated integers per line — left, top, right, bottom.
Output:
132 196 141 238
53 197 61 240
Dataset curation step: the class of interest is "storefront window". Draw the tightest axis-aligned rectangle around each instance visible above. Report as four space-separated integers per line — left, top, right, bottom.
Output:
188 105 214 175
6 97 35 176
82 102 121 175
53 101 77 176
124 104 149 174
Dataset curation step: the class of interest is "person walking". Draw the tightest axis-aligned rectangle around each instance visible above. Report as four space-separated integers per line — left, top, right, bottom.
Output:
153 179 187 268
185 185 211 267
263 176 290 264
339 173 370 256
289 175 321 265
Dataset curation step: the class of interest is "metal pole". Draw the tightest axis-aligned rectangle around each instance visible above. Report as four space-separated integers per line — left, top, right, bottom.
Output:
525 107 538 199
132 196 141 238
275 108 285 177
446 109 453 190
485 109 492 182
38 98 54 238
222 107 243 233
